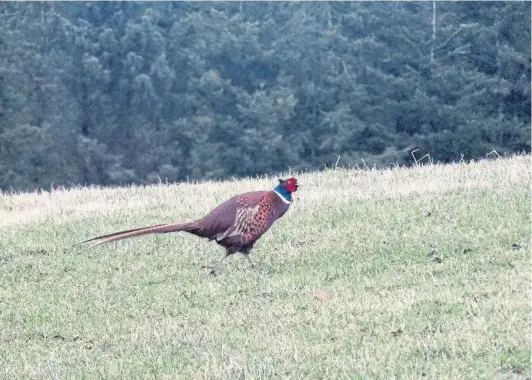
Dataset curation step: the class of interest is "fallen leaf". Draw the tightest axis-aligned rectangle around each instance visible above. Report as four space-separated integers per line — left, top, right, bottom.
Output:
313 289 328 300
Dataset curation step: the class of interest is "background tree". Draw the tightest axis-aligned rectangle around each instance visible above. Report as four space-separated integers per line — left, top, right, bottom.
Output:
0 2 529 191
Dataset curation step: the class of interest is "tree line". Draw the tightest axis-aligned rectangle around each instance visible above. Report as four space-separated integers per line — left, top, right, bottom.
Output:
0 2 530 191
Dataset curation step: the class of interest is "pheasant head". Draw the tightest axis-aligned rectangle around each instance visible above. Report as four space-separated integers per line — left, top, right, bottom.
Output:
273 177 298 203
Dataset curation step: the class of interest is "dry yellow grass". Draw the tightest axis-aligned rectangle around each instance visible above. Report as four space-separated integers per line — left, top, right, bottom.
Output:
0 155 530 379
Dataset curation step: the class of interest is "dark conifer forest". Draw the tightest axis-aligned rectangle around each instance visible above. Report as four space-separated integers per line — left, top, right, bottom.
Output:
0 2 530 191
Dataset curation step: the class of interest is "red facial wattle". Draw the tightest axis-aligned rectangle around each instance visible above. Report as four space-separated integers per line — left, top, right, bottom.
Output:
285 178 298 193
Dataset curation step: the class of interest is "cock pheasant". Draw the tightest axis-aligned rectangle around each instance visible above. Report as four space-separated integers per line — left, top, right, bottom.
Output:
79 177 298 274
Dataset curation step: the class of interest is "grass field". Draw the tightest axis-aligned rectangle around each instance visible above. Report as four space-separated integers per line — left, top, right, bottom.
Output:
0 155 530 379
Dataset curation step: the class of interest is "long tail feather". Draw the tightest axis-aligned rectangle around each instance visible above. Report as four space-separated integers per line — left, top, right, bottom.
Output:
76 222 197 247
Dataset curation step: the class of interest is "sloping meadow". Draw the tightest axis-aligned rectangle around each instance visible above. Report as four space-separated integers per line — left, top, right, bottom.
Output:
0 155 530 379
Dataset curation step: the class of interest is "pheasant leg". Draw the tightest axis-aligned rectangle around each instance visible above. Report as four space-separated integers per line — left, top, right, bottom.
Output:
204 250 230 275
243 254 255 269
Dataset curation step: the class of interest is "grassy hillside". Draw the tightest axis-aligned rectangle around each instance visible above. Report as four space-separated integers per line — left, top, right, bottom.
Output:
0 155 530 379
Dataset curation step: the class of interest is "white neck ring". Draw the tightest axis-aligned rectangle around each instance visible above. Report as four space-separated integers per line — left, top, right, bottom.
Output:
273 190 291 204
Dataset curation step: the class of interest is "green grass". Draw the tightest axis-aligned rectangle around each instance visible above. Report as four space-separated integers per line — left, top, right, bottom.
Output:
0 155 530 379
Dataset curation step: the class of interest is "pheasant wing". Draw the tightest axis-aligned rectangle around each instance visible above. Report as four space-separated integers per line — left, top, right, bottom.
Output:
227 195 278 246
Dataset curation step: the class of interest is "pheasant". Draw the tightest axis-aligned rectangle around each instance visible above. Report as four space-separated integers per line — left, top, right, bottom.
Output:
78 177 298 274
